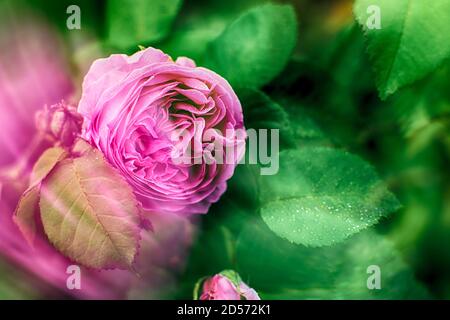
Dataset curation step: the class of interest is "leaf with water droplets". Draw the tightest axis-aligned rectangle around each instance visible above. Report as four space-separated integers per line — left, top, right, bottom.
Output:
260 147 401 247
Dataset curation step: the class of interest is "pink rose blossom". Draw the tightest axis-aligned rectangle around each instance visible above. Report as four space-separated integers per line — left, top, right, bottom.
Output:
200 273 260 300
36 101 83 147
78 47 245 215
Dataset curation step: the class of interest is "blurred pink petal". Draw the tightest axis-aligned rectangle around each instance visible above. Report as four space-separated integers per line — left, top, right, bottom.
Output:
1 178 195 298
0 6 196 299
0 7 73 167
128 212 197 299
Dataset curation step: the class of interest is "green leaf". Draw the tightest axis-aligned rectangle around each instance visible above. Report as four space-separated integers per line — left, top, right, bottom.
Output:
239 89 295 148
174 200 249 299
226 164 260 210
205 4 297 88
239 90 327 151
193 276 208 300
29 147 67 187
159 0 270 62
354 0 450 99
106 0 183 49
13 185 40 246
40 146 141 270
391 68 450 137
159 11 231 63
14 147 67 246
274 96 327 144
260 147 401 247
236 220 429 299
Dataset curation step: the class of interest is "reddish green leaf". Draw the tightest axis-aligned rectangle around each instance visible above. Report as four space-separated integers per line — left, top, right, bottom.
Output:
40 147 141 270
13 185 40 246
13 147 67 246
29 147 67 187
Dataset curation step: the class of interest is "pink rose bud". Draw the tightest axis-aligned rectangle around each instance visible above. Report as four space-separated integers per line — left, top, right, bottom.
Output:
199 271 260 300
36 101 83 147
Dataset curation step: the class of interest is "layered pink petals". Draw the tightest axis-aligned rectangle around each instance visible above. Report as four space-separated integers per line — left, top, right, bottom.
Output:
79 48 245 215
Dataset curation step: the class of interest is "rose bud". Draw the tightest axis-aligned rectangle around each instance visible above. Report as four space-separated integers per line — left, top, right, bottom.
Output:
78 48 245 215
36 101 83 147
199 271 260 300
